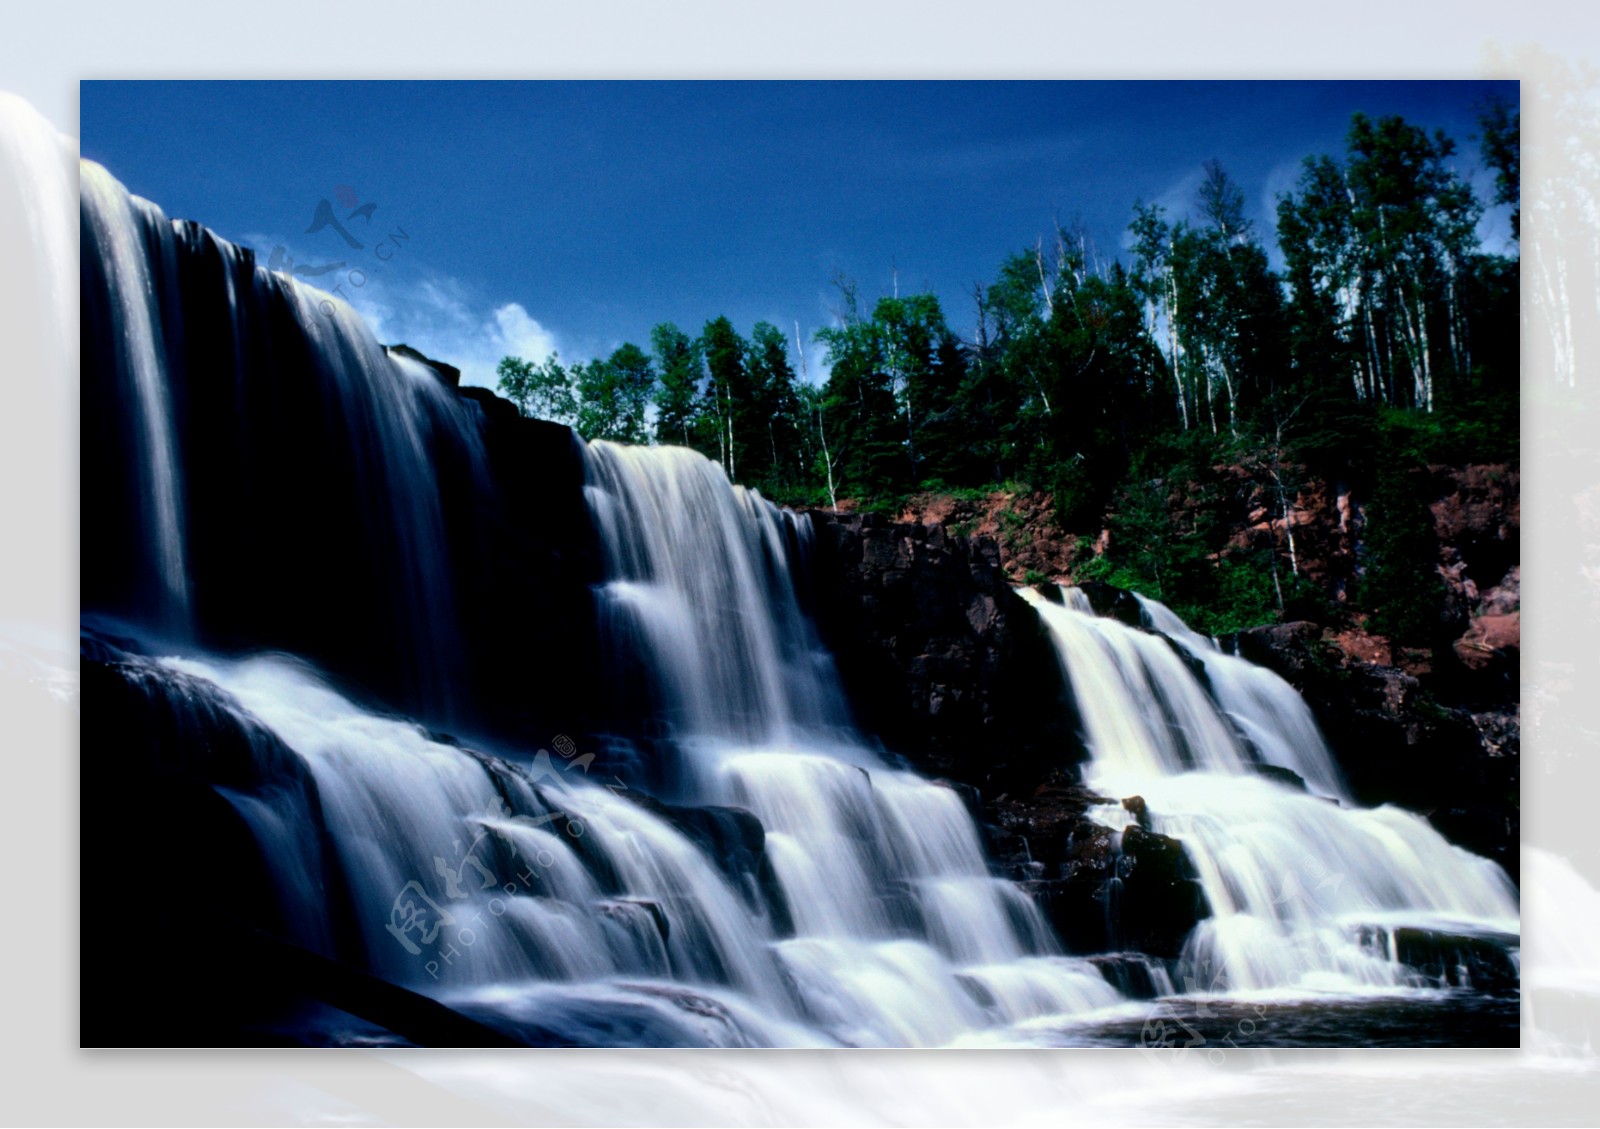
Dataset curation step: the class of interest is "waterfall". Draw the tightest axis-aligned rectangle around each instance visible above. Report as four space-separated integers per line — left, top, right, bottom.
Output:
1020 586 1519 996
81 161 482 720
583 440 847 746
80 163 191 633
576 441 1123 1042
79 160 1121 1047
79 146 1519 1048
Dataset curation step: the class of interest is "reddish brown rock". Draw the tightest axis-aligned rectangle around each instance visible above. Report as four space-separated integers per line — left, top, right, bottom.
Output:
892 488 1079 584
1455 611 1521 671
1328 628 1393 667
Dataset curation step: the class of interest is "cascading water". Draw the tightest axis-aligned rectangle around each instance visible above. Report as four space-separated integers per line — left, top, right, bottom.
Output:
78 147 1518 1048
1020 586 1520 1000
80 163 191 633
78 159 1121 1047
80 162 484 721
569 441 1124 1044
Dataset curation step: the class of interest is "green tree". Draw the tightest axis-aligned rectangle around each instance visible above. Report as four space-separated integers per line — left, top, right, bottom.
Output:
575 343 655 444
1174 161 1290 437
1476 94 1520 242
496 354 578 426
700 316 749 477
1278 113 1482 412
817 283 907 498
1129 202 1189 429
745 320 806 493
650 322 705 450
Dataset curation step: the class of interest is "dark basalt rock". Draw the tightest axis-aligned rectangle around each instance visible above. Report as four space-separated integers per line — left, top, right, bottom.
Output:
1226 621 1326 678
625 793 795 938
983 782 1209 960
1221 620 1519 873
806 512 1083 796
1388 926 1520 993
1250 763 1310 792
81 633 362 1046
385 342 461 388
1087 953 1175 1000
597 898 671 947
1073 580 1144 627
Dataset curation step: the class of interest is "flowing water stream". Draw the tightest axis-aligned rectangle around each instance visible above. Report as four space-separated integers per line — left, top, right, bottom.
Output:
78 157 1520 1047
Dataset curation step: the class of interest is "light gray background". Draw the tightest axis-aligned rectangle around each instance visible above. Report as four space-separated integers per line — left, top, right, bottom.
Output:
2 3 1596 1124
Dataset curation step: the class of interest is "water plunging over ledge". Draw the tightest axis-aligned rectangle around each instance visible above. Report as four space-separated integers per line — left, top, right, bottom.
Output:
78 155 1518 1047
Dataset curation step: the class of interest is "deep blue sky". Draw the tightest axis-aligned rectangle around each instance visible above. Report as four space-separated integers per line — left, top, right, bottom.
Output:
81 80 1516 387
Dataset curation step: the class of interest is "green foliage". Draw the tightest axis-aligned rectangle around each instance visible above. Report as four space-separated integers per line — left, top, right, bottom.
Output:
925 482 989 502
496 354 578 426
1076 427 1333 634
650 322 705 451
1074 552 1147 594
1205 554 1282 634
1002 527 1033 551
1359 452 1448 645
1363 399 1518 474
488 107 1515 639
575 343 655 444
744 320 808 495
1051 460 1100 531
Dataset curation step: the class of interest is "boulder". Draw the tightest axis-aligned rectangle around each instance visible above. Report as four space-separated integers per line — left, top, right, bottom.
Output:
983 784 1209 960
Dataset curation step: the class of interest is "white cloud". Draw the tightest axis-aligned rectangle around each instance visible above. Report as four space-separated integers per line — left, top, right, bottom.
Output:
342 273 562 389
491 303 560 370
228 226 565 390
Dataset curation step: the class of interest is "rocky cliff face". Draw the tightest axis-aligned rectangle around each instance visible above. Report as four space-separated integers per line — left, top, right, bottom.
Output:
1220 461 1521 870
805 513 1211 955
806 512 1082 794
887 489 1080 584
806 462 1521 949
1229 621 1519 871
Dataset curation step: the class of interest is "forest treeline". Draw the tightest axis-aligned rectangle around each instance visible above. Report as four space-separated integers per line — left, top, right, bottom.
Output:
498 106 1520 638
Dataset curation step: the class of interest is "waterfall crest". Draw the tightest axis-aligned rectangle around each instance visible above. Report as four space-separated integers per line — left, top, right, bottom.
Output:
81 161 482 720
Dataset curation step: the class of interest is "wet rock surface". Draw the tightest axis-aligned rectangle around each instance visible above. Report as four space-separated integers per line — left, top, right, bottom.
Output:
807 512 1082 794
981 779 1209 959
1224 622 1518 871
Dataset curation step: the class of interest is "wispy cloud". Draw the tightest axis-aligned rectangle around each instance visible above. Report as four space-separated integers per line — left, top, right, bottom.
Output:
344 273 562 389
238 229 564 389
1150 166 1207 223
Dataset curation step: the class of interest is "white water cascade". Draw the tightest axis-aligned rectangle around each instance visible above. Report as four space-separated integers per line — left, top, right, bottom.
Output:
80 163 191 632
76 145 1521 1048
119 447 1132 1048
1020 585 1520 998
